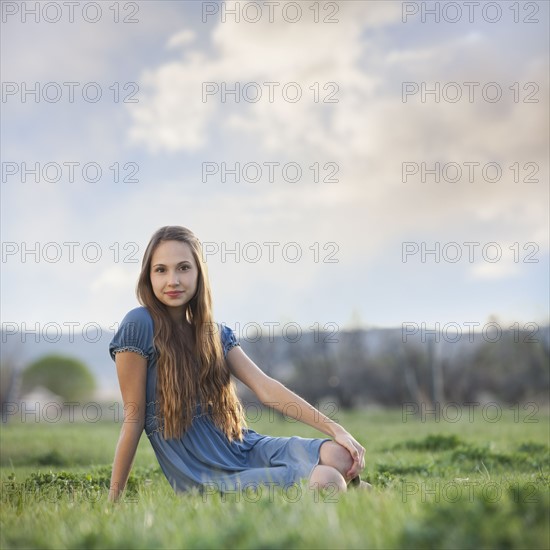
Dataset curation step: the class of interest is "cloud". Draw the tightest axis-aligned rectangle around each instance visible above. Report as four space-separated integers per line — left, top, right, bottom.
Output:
125 2 548 267
468 262 520 281
3 1 547 327
126 1 401 154
167 29 196 49
90 265 136 293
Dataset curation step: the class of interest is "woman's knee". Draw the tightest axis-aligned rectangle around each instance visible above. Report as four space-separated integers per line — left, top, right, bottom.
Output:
308 464 347 493
318 441 354 480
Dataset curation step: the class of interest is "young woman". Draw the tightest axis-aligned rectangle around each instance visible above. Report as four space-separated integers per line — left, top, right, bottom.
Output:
108 226 367 502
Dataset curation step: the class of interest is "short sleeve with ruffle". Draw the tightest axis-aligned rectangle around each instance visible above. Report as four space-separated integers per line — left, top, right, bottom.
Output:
219 323 240 359
109 307 155 363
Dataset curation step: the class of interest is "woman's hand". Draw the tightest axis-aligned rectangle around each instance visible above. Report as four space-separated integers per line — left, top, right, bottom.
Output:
332 427 366 479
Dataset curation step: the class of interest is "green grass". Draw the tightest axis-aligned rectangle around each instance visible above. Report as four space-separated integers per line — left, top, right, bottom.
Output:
1 408 549 549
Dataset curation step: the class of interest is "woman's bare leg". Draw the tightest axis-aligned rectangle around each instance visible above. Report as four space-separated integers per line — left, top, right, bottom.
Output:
308 464 347 493
309 441 373 493
318 440 355 482
307 441 353 493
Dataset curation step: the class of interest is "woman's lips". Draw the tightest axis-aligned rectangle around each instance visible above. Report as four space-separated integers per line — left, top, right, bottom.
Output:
165 291 183 298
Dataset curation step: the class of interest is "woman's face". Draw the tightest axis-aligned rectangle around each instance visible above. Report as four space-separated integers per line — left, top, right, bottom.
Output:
150 240 199 319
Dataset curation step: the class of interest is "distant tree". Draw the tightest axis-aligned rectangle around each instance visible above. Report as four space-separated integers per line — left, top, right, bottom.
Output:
20 354 96 402
469 332 549 403
1 359 21 422
291 353 336 404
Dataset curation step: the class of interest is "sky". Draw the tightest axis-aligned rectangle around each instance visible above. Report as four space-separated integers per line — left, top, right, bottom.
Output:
2 0 549 343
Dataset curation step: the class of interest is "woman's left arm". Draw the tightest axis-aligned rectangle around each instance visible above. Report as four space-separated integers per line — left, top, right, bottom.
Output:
227 346 365 477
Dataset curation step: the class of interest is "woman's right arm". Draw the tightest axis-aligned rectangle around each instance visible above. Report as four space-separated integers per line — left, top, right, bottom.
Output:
108 351 147 503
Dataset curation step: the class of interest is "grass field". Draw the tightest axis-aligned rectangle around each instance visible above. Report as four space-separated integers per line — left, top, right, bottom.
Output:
1 407 549 549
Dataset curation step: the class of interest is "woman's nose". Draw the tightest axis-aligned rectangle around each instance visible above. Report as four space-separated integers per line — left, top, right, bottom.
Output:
169 272 180 285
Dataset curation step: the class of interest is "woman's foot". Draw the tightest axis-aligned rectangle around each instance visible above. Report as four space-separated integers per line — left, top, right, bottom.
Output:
349 476 373 491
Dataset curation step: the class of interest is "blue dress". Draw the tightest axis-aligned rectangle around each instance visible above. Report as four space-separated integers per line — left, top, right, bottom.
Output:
109 307 331 494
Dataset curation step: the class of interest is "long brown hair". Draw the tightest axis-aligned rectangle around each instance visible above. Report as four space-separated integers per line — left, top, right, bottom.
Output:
136 226 246 441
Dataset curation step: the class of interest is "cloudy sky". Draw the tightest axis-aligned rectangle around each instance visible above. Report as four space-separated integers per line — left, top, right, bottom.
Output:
2 0 548 340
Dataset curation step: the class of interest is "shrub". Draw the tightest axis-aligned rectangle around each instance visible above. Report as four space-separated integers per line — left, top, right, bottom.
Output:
20 354 96 401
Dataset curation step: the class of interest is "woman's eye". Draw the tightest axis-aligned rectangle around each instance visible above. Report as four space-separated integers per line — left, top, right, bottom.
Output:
152 266 189 273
